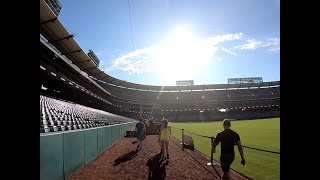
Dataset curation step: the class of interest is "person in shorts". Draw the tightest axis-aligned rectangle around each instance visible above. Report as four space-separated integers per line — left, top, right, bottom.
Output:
135 118 146 150
158 119 171 158
212 119 245 180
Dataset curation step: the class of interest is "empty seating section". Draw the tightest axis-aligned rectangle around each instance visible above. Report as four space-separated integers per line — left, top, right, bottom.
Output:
40 95 135 133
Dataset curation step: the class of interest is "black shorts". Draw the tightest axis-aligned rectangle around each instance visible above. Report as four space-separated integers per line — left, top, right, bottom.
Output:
137 131 145 141
220 153 235 172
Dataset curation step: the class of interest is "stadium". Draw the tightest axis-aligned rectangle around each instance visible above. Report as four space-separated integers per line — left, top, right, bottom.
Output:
40 0 280 179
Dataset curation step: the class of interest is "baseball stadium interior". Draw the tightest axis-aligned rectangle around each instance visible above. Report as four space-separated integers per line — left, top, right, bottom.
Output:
40 0 280 179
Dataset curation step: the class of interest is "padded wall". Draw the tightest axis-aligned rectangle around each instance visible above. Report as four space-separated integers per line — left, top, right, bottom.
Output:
40 122 136 180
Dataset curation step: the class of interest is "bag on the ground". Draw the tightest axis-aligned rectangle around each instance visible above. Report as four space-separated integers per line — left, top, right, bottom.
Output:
125 131 136 137
183 134 195 150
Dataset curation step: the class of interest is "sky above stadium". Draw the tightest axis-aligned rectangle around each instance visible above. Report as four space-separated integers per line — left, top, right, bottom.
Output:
59 0 280 86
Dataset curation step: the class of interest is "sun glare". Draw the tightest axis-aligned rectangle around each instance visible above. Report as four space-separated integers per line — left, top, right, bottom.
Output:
153 27 215 81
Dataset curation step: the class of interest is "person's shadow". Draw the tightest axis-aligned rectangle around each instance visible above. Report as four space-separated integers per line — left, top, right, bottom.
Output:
113 149 139 166
146 153 169 180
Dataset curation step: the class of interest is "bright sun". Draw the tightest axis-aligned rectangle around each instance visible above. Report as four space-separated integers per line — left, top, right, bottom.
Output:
153 27 215 81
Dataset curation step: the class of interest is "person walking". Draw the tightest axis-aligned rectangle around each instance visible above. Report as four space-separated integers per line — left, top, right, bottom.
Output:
211 119 245 180
135 118 146 151
158 119 171 159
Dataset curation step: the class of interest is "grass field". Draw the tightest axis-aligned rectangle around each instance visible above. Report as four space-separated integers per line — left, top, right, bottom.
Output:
170 118 280 180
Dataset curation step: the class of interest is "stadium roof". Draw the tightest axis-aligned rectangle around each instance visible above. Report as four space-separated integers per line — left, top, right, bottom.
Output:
40 0 280 93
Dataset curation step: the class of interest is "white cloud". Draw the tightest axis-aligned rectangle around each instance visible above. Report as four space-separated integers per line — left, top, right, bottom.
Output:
220 47 238 56
234 37 280 53
104 47 154 74
235 39 263 50
104 34 279 75
208 33 244 45
105 33 244 74
263 38 280 52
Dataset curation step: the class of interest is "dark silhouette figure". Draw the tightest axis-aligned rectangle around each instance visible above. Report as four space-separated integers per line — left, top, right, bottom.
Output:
146 153 169 180
113 149 139 166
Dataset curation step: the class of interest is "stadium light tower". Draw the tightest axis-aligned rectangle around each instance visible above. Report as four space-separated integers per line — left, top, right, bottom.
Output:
44 0 62 17
87 50 101 67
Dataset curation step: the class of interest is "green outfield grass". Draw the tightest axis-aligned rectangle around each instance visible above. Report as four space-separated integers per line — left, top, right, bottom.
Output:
170 118 280 180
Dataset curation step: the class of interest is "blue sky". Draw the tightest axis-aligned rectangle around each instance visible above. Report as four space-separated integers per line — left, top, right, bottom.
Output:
59 0 280 86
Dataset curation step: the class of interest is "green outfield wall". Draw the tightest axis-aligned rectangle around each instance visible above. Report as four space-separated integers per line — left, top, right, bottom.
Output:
40 122 136 180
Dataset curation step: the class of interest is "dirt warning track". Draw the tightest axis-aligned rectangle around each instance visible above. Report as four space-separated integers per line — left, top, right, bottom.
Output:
69 135 250 180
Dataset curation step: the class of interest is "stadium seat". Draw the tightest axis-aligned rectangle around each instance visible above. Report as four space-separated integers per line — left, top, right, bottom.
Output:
59 125 66 131
53 126 58 132
46 126 53 132
44 127 50 133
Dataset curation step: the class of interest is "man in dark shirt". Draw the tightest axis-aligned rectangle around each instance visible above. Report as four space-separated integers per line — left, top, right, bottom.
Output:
212 119 245 180
135 118 146 150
